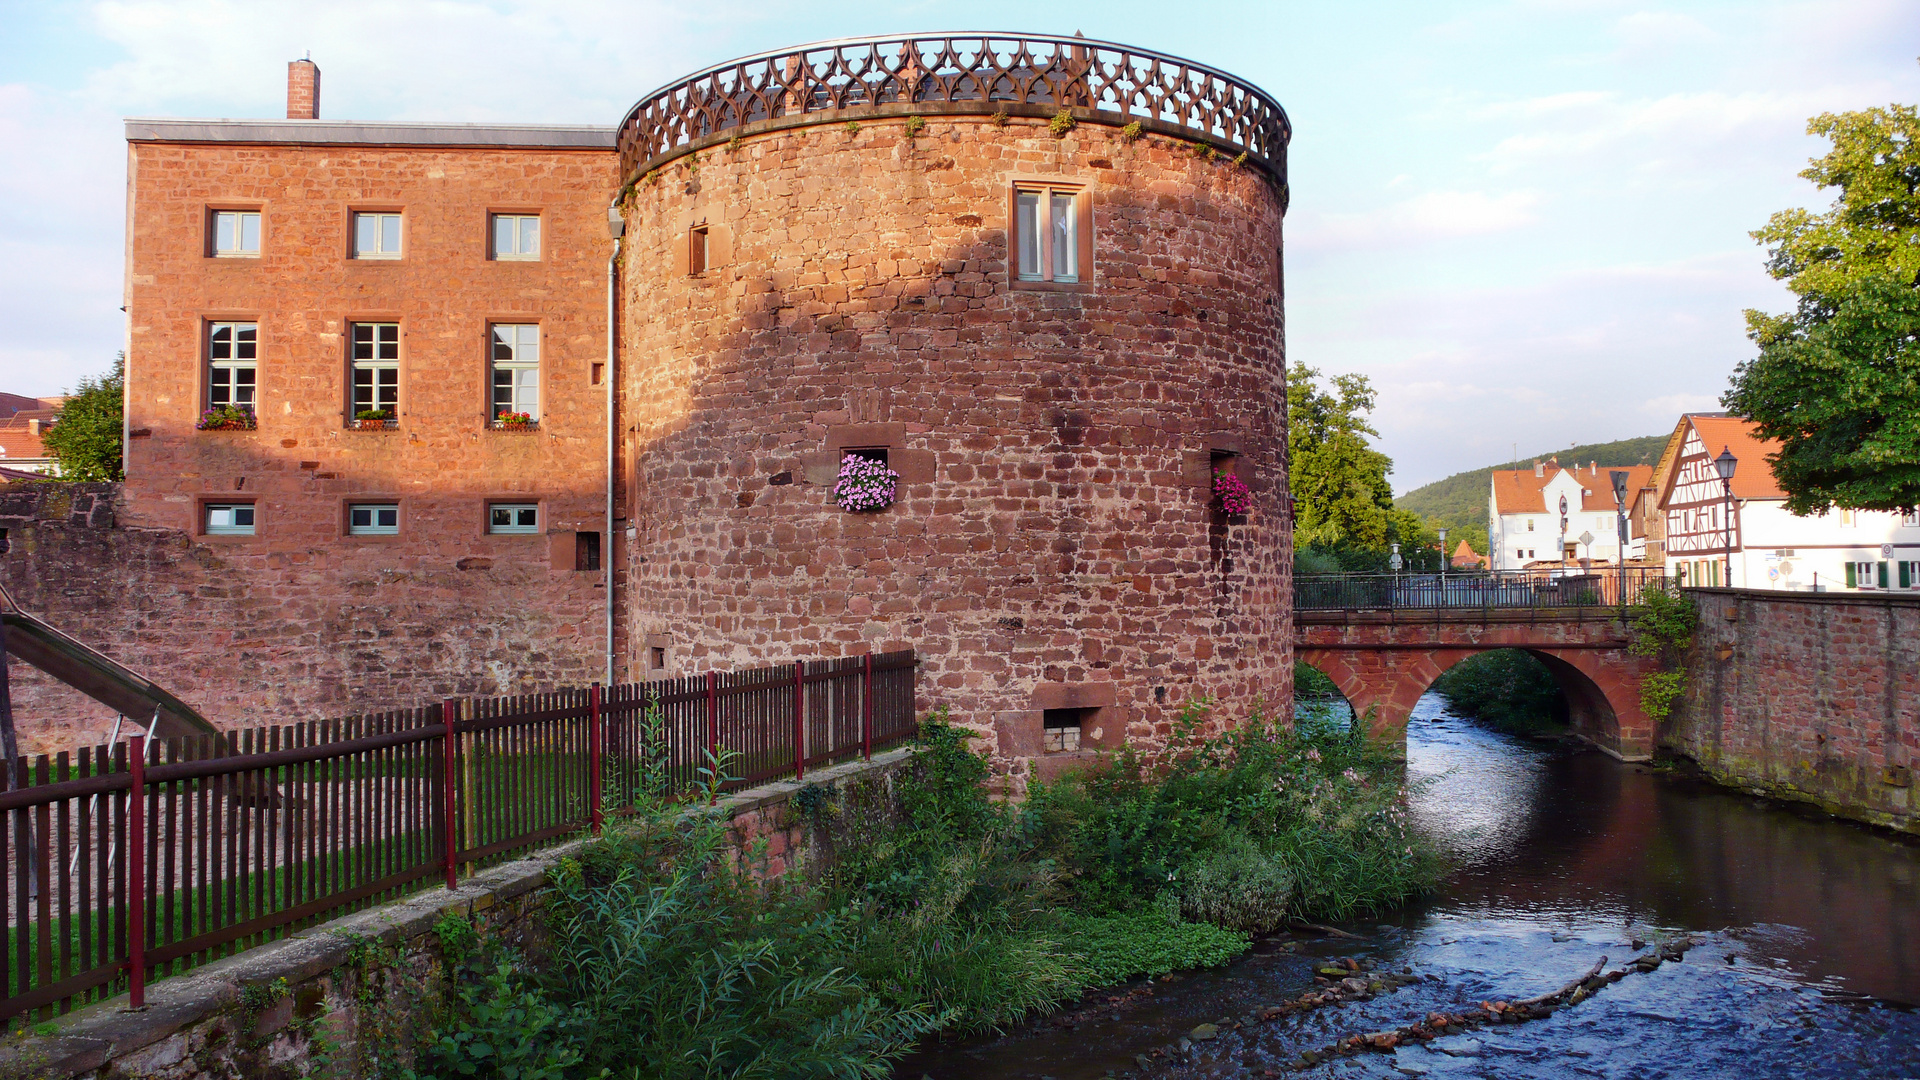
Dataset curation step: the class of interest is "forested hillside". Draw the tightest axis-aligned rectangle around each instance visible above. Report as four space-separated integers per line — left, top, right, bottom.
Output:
1395 435 1670 555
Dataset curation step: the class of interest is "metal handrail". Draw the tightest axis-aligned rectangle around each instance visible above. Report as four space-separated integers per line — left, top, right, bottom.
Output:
615 32 1291 180
1293 568 1666 614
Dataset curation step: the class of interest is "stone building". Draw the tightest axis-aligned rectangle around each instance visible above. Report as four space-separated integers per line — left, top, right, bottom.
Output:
7 37 1293 777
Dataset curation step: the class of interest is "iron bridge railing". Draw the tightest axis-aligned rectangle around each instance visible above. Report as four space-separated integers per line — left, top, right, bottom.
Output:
616 32 1292 180
1293 568 1669 614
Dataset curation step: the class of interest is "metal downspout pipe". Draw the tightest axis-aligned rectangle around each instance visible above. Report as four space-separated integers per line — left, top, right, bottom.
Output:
605 202 624 688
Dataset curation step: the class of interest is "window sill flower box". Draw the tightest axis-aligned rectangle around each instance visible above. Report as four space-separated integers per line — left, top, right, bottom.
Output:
1214 470 1253 518
492 413 538 432
349 411 398 431
196 405 257 431
833 453 900 512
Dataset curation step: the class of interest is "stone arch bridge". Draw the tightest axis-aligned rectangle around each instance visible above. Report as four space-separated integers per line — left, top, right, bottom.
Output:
1292 572 1666 761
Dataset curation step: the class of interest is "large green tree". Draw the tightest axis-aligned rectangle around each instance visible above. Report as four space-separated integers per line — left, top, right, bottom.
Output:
41 355 125 482
1724 103 1920 514
1287 363 1439 572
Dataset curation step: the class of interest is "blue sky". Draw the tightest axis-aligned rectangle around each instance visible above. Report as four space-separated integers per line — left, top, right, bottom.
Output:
1 0 1915 489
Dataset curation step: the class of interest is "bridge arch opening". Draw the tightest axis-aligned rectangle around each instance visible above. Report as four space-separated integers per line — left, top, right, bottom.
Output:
1423 648 1621 751
1292 660 1362 738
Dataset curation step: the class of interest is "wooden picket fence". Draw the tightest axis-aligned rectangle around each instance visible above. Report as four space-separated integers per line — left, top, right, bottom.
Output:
0 650 916 1022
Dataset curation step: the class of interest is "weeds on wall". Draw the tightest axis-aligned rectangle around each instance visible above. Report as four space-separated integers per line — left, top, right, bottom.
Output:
904 115 926 139
1049 108 1077 137
1627 583 1699 721
1120 120 1143 142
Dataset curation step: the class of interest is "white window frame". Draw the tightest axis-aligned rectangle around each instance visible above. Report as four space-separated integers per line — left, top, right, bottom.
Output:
1903 511 1919 528
490 324 540 422
350 322 400 420
348 503 399 536
492 214 540 260
1839 508 1857 527
352 212 403 259
488 503 540 535
1852 560 1877 589
211 210 261 257
204 503 255 536
1011 182 1088 285
1902 560 1920 589
207 321 258 409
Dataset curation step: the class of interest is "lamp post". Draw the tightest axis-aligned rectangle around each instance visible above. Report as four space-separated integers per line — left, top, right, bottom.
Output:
1438 527 1448 581
1610 469 1629 606
1557 494 1569 579
1714 446 1738 588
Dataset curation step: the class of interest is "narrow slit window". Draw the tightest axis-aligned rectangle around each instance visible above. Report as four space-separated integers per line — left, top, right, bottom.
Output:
576 531 602 572
689 225 709 275
650 646 667 671
350 322 400 423
207 321 258 409
489 503 539 534
490 324 539 422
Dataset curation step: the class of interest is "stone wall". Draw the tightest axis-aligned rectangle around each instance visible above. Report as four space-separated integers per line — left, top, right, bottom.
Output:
1 482 602 755
1663 588 1920 833
616 115 1292 786
3 750 911 1079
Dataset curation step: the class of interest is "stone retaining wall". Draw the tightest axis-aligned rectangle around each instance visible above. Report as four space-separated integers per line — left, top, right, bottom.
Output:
0 749 912 1079
1663 588 1919 833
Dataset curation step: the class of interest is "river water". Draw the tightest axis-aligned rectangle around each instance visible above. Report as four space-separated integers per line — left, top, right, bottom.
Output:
900 693 1920 1079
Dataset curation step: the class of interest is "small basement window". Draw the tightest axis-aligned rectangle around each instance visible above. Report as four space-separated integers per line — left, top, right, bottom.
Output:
205 503 255 536
1043 708 1092 753
650 646 667 671
576 531 601 571
348 503 399 536
489 503 539 534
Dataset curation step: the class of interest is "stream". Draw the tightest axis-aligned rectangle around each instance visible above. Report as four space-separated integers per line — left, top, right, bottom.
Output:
898 693 1920 1078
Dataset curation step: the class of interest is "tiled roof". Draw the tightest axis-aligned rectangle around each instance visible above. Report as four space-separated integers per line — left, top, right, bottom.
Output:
1686 415 1787 499
1491 462 1653 514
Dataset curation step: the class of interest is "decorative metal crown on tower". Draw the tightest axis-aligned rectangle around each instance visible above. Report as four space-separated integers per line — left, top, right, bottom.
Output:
616 33 1291 183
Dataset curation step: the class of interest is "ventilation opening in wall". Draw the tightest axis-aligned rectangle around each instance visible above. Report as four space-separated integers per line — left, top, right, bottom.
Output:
689 225 709 275
1210 449 1239 479
847 446 889 468
591 362 605 386
576 531 601 572
1043 708 1092 753
649 646 666 671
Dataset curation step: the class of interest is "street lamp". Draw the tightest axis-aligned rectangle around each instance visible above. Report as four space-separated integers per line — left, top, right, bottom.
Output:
1610 469 1629 605
1714 446 1738 588
1557 494 1569 577
1438 527 1448 583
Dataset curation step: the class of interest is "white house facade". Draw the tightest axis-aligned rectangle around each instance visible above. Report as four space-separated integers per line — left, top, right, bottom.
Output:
1657 414 1920 592
1488 460 1652 572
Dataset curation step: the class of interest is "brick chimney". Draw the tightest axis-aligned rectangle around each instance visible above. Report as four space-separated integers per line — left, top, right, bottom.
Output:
287 58 321 120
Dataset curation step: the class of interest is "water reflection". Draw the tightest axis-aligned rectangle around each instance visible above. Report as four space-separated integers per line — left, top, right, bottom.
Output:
900 694 1920 1079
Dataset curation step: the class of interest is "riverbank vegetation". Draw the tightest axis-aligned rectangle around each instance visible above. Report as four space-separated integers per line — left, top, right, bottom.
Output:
1430 650 1568 736
394 705 1436 1079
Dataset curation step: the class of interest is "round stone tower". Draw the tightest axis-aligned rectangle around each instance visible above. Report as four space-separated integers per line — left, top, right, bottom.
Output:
613 34 1292 781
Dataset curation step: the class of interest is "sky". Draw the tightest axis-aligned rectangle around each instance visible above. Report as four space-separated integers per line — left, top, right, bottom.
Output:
0 0 1915 490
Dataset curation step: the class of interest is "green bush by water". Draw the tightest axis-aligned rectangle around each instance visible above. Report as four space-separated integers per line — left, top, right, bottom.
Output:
1430 650 1567 735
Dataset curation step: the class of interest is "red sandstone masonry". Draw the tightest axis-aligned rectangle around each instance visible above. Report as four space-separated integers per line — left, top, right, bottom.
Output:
616 118 1291 784
1666 589 1920 833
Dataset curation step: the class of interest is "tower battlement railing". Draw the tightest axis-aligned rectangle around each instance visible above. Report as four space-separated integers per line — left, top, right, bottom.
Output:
616 32 1291 183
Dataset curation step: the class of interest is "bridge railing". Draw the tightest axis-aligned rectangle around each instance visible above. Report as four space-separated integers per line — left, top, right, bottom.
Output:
1294 568 1668 613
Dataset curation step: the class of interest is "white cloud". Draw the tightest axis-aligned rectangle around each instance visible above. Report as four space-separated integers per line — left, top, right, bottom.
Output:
1293 189 1541 250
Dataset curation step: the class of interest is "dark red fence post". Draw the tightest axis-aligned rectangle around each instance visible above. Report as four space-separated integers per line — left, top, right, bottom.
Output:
588 684 604 835
862 653 874 761
125 734 146 1010
706 671 719 803
441 699 458 889
792 660 806 780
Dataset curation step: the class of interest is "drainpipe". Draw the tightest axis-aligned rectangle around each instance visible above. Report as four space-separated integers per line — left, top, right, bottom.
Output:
605 201 624 688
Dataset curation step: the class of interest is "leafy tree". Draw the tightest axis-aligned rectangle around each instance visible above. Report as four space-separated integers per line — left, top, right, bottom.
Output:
1725 103 1920 514
41 355 125 482
1287 364 1443 571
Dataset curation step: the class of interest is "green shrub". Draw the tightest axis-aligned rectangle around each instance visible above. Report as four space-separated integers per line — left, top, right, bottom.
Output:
1178 830 1294 933
1062 906 1250 986
1430 649 1566 735
407 957 590 1080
